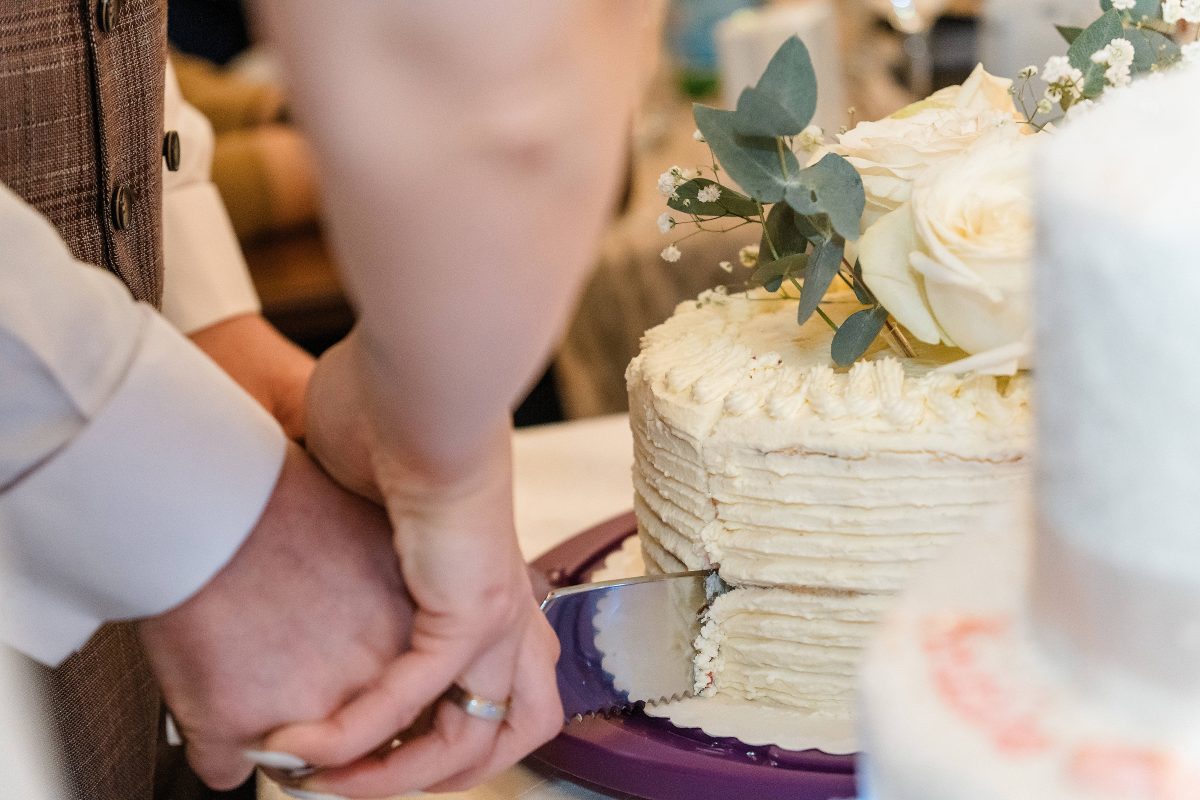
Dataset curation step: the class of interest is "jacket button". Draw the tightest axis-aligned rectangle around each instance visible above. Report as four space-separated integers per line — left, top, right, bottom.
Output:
97 0 123 32
110 185 133 230
163 130 182 171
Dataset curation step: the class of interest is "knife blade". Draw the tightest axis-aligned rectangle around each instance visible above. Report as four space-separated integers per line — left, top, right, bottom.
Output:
540 571 721 721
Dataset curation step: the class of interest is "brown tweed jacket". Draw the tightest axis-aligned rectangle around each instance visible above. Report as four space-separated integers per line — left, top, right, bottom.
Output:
1 2 200 799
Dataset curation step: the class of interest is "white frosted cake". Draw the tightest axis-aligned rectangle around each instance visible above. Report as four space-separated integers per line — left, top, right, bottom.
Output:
626 290 1030 717
860 65 1200 799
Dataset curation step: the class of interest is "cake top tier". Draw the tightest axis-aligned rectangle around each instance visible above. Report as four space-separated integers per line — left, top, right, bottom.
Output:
1031 64 1200 714
1035 64 1200 577
628 289 1029 456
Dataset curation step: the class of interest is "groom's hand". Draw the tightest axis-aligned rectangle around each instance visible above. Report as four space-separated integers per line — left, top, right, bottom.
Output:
137 442 414 790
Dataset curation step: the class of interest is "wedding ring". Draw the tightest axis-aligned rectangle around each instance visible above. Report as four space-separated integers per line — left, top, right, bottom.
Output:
442 683 510 722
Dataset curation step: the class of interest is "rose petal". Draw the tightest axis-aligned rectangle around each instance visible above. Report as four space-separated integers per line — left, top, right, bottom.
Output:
933 339 1029 377
858 205 943 345
909 251 1004 302
954 64 1018 116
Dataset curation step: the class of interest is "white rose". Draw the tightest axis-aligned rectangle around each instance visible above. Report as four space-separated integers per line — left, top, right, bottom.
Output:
834 65 1021 229
858 130 1033 373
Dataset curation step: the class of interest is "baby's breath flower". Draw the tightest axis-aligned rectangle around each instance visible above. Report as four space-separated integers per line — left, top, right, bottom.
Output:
1092 38 1134 88
656 166 693 198
657 212 675 234
738 245 759 268
696 184 722 203
797 124 825 151
1036 98 1054 115
1183 41 1200 64
661 244 682 263
1106 62 1132 88
1018 65 1038 79
1111 0 1136 9
693 129 706 142
718 260 733 273
1163 0 1200 25
1042 55 1084 103
1043 56 1083 86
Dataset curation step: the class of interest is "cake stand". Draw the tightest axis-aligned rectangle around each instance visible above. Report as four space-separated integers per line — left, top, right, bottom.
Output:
528 512 858 800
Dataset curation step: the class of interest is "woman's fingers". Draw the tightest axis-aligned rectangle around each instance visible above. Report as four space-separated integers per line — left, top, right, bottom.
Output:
278 606 562 799
291 618 530 797
262 625 475 769
426 619 563 793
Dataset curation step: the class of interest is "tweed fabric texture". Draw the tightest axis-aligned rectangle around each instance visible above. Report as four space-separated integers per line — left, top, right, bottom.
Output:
2 2 178 799
0 0 166 304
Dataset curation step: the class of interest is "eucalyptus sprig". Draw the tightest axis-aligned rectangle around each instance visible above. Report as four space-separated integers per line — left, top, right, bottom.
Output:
1008 3 1187 134
660 37 898 367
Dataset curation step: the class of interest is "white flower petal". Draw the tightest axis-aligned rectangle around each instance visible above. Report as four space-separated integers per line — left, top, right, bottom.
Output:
858 205 944 345
933 340 1029 376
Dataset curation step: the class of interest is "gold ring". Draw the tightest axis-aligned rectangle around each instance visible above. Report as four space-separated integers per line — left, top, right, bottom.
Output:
442 683 510 722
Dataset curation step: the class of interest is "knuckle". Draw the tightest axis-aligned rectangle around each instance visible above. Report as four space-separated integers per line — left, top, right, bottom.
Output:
534 709 563 745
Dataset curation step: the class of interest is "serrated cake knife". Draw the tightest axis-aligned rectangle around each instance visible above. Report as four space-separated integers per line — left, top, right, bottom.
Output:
540 571 721 721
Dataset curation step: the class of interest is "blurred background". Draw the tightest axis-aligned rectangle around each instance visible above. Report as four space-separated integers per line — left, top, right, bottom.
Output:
167 0 1097 429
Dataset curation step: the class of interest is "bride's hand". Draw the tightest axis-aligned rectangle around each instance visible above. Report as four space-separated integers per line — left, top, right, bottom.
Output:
274 348 563 796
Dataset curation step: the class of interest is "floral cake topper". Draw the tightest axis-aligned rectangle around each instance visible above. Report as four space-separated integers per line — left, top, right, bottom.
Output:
658 1 1198 372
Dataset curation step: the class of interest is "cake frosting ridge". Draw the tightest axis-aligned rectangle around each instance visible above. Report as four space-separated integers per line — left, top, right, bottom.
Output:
628 288 1030 714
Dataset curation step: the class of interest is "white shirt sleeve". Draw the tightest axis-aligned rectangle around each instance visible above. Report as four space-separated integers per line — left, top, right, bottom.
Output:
0 182 287 667
160 60 262 335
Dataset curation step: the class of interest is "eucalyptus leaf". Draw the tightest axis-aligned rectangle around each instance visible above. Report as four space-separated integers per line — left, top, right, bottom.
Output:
734 88 810 138
1056 25 1084 44
849 260 875 305
792 212 827 244
797 236 844 325
760 203 810 260
1122 25 1179 72
752 252 808 292
694 105 798 202
1080 62 1107 98
831 307 889 367
783 154 865 241
668 178 760 218
732 36 817 137
1068 9 1123 71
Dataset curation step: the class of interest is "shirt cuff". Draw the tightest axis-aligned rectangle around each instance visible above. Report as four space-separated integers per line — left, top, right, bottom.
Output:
0 308 286 666
161 182 262 335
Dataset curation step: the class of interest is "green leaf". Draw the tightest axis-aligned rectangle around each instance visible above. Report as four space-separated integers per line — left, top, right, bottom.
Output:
797 236 844 325
752 252 808 292
783 154 865 241
759 203 810 261
694 105 799 203
792 212 827 244
668 178 760 218
1100 0 1161 19
1068 9 1123 72
831 307 889 367
1070 10 1126 97
1056 25 1085 44
849 260 875 305
1122 24 1179 72
732 36 818 137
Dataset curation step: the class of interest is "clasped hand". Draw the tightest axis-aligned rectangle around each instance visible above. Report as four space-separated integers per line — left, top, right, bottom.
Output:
146 332 563 798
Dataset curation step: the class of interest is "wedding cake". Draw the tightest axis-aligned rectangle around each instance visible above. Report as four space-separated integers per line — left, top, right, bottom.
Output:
859 64 1200 799
626 289 1030 715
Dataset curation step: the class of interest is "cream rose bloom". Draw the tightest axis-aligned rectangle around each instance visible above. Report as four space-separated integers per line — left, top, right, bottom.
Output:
858 129 1033 374
834 65 1021 229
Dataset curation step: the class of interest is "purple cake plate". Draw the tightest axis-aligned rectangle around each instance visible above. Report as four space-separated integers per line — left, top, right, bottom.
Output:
527 512 858 800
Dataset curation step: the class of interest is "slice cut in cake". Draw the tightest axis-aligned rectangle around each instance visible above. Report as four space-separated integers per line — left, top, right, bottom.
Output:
627 289 1029 718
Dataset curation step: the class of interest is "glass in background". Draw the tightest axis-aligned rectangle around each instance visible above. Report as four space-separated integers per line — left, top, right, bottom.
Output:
867 0 951 96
